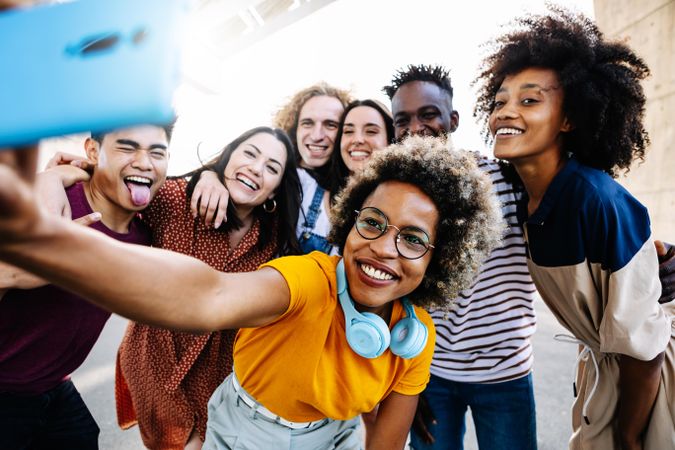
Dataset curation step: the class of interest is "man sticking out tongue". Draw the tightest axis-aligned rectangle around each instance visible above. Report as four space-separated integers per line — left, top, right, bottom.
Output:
126 176 153 207
0 124 171 448
85 127 168 213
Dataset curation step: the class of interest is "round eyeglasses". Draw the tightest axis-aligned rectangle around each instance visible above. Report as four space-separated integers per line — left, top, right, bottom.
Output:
354 207 435 260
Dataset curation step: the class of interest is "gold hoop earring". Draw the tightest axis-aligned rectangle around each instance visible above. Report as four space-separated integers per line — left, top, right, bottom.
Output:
263 199 277 213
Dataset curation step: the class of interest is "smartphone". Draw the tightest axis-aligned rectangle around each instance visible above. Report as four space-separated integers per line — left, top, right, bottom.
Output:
0 0 187 148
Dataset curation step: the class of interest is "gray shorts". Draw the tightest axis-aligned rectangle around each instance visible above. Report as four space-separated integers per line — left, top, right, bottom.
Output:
203 373 363 450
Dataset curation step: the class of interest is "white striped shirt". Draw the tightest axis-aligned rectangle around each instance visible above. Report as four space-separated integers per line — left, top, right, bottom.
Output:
429 157 537 383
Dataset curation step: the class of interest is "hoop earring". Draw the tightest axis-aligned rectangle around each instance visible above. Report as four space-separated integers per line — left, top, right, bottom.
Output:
263 199 277 213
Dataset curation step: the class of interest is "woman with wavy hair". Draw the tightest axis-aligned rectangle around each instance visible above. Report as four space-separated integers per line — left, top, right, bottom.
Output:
474 6 675 449
0 135 503 450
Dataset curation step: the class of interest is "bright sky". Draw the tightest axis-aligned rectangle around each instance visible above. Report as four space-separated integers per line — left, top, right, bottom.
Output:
167 0 594 175
40 0 594 174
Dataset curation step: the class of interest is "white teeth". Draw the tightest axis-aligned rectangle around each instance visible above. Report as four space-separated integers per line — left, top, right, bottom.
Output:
237 176 259 191
496 127 523 136
349 151 370 158
124 176 152 185
360 263 394 281
307 145 327 152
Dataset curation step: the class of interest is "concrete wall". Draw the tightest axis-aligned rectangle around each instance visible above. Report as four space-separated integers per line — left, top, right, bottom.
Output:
594 0 674 241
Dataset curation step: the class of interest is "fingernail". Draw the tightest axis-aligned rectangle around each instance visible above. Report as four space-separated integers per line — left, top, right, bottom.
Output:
92 212 101 220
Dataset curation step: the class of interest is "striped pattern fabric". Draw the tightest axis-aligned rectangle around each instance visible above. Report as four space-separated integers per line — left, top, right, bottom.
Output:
429 157 537 383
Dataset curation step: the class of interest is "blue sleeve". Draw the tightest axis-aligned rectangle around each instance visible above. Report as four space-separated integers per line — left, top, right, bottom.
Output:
584 185 651 272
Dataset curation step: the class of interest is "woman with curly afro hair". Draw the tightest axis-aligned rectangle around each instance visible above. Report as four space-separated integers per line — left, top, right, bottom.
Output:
0 135 503 449
473 6 675 450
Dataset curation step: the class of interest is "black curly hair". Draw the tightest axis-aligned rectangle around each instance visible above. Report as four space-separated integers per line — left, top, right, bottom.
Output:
383 64 454 101
328 135 504 309
473 5 650 177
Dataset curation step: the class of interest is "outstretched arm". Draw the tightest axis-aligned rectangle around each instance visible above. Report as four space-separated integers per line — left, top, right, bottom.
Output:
0 213 94 296
0 165 290 332
0 170 100 298
0 260 47 292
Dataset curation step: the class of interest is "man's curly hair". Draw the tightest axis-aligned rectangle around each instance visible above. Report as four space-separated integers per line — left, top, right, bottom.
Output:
473 6 650 177
383 64 454 100
328 135 504 309
272 82 352 156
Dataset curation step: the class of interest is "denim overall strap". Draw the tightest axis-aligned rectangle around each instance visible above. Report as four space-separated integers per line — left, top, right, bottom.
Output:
302 184 325 231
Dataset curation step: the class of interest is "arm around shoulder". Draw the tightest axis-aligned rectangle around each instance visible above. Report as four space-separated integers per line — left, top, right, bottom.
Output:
35 165 89 217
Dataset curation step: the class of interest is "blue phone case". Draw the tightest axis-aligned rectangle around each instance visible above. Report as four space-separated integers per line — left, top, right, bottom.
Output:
0 0 186 148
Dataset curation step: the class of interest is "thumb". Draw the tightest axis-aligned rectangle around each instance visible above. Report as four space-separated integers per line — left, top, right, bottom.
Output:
74 212 101 227
655 240 667 257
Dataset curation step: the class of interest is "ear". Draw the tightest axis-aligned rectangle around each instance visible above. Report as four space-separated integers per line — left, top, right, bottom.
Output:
450 110 460 133
267 192 276 201
84 138 100 163
560 116 574 133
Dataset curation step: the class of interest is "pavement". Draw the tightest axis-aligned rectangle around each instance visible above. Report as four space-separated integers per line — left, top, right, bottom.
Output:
72 296 577 449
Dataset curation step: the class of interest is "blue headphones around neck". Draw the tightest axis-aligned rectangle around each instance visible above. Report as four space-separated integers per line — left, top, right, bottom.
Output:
336 259 428 359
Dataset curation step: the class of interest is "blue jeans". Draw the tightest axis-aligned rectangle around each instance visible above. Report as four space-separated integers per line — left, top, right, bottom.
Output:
0 379 99 450
410 373 536 450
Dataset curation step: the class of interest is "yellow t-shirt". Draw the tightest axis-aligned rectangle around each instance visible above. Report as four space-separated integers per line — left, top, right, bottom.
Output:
233 252 436 422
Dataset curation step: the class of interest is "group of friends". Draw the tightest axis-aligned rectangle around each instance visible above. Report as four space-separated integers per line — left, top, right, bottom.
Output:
0 3 674 450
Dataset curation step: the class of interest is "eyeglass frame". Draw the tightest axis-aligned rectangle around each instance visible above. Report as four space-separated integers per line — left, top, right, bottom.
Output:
353 207 435 260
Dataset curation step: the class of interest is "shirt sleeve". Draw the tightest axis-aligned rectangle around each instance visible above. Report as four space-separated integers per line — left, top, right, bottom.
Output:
392 308 437 395
592 190 671 359
259 253 334 324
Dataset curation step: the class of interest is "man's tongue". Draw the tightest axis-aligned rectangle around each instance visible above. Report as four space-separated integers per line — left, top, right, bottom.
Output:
127 182 151 207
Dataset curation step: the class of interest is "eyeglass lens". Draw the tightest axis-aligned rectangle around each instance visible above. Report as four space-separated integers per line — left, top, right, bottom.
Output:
355 207 431 259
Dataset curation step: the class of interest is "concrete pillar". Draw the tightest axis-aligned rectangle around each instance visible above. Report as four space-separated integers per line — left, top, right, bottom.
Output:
594 0 674 241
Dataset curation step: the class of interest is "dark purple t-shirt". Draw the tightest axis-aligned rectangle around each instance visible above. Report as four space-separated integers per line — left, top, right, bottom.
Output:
0 182 151 395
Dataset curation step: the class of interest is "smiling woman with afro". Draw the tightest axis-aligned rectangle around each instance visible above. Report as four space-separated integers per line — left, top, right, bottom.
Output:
473 6 675 450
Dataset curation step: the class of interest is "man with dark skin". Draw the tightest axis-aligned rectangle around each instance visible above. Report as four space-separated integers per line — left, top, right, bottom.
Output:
382 64 675 450
384 64 540 450
389 72 459 140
